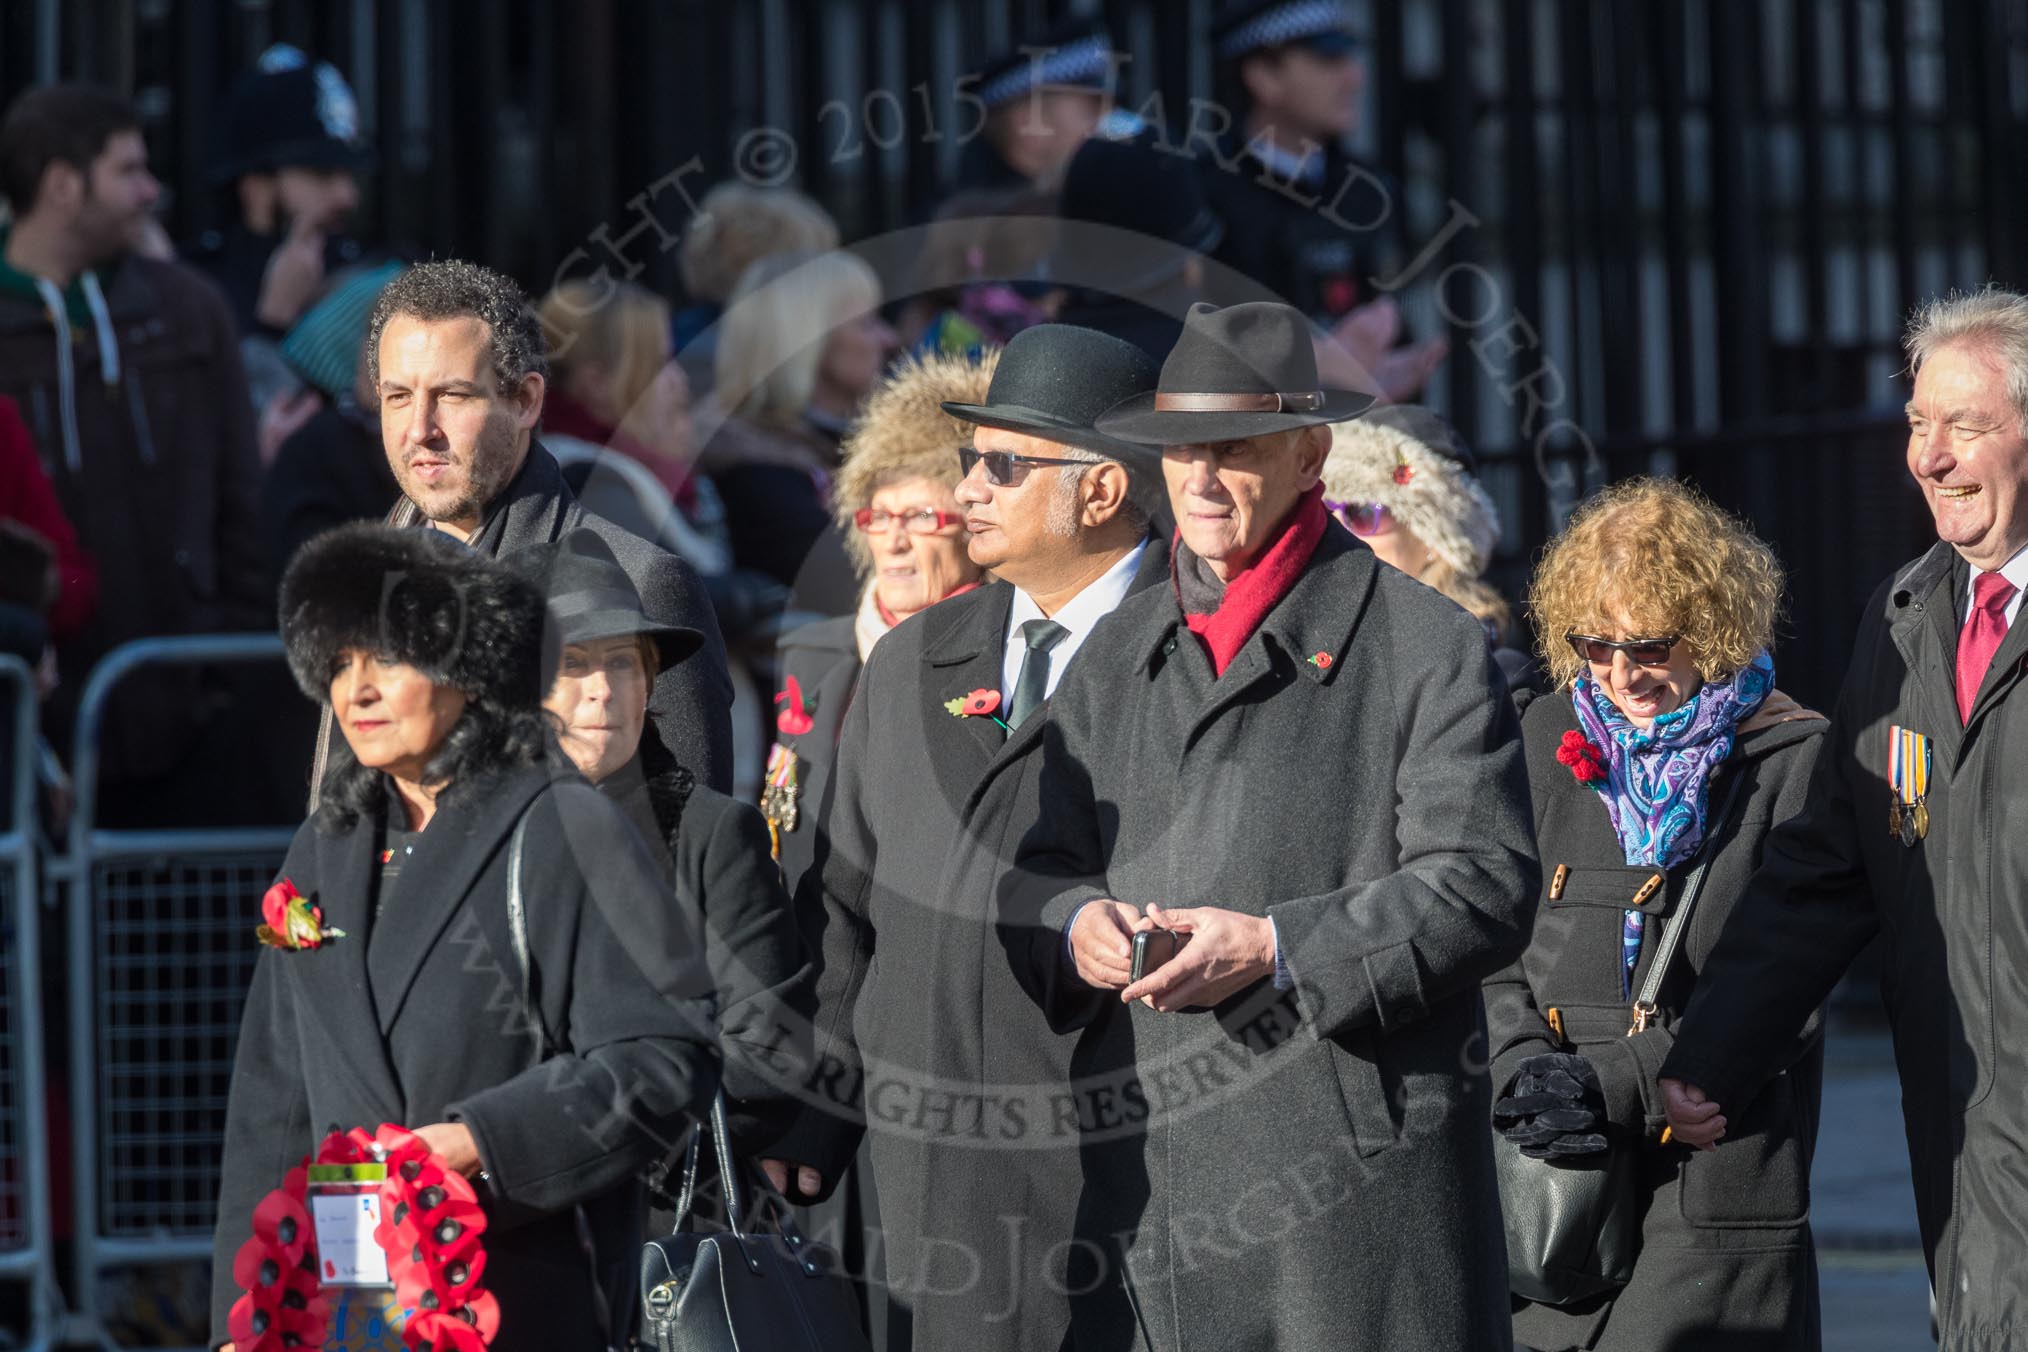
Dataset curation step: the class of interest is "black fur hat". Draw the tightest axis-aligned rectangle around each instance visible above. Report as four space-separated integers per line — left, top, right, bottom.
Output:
279 523 549 710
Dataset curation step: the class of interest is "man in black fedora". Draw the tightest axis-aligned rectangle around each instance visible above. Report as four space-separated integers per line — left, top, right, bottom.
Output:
1006 300 1538 1350
761 324 1169 1351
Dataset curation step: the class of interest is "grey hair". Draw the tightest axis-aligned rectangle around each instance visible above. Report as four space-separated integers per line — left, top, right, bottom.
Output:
366 259 550 392
1903 285 2028 431
1045 447 1152 538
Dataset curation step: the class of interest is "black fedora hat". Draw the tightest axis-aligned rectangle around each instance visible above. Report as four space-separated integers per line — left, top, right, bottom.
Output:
941 323 1160 462
1095 301 1372 444
508 530 702 673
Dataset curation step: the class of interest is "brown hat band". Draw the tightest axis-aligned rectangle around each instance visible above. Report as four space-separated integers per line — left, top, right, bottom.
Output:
1152 390 1325 412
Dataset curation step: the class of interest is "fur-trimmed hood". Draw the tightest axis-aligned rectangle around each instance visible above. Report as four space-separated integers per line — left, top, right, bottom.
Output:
1322 405 1499 578
833 348 1000 574
279 522 550 710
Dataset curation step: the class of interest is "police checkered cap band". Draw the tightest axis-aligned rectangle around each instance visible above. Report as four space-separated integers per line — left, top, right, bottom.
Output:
979 34 1116 109
1216 0 1355 59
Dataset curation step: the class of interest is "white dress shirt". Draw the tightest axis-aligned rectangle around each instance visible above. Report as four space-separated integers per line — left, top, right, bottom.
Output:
1000 539 1148 706
1965 543 2028 628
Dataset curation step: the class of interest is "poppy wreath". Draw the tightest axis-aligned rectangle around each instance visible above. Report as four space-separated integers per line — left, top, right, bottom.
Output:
229 1124 498 1352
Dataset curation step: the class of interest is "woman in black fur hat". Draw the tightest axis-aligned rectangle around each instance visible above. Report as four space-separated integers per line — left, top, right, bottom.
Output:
514 528 815 1161
212 522 720 1352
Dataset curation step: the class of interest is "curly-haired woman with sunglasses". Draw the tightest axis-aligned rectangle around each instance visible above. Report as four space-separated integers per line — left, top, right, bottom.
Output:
1484 476 1829 1351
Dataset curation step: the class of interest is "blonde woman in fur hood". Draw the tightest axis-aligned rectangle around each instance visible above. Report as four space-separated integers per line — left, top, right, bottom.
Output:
1322 404 1537 691
761 347 997 893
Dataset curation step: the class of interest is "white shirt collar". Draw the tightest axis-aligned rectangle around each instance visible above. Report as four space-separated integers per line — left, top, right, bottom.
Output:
1002 539 1150 704
1967 542 2028 626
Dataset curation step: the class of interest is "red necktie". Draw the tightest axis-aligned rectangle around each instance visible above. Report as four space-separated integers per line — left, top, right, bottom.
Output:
1956 571 2018 724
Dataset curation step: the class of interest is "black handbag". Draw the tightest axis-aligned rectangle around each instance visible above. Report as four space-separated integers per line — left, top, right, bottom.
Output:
1495 772 1747 1307
638 1092 869 1352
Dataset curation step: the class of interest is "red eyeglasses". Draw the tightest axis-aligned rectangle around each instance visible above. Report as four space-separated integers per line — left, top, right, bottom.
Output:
1323 498 1396 538
853 506 965 536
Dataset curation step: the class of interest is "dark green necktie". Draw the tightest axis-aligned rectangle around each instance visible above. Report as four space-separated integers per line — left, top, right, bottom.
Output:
1009 618 1069 728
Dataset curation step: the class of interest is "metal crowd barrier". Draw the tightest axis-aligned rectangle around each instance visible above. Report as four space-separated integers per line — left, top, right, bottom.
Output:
54 636 296 1350
1 654 60 1351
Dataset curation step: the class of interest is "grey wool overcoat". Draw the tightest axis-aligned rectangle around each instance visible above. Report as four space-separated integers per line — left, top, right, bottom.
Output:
1662 542 2028 1351
777 540 1169 1352
1003 524 1539 1352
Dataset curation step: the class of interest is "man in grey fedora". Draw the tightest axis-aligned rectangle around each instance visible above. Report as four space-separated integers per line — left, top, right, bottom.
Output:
1005 300 1538 1351
761 324 1173 1351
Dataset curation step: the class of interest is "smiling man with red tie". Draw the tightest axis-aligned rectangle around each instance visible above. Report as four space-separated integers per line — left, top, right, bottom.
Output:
1661 286 2028 1347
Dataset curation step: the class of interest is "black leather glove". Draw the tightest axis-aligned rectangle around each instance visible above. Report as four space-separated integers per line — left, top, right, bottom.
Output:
1494 1052 1609 1159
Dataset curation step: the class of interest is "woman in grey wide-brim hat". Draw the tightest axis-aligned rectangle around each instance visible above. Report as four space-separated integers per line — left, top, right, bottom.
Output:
215 523 720 1352
511 527 815 1160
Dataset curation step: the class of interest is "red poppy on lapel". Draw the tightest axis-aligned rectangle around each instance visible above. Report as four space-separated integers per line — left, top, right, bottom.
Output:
1555 729 1608 786
774 675 816 735
944 688 1003 718
256 878 346 950
1309 651 1334 669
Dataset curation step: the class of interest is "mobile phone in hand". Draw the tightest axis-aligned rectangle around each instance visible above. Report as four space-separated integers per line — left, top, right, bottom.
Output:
1130 928 1180 983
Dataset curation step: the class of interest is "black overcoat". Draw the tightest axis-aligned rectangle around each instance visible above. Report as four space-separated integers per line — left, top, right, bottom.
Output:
768 614 861 898
1661 543 2028 1351
779 541 1169 1351
600 753 816 1152
1004 525 1538 1352
209 764 720 1351
1486 694 1828 1351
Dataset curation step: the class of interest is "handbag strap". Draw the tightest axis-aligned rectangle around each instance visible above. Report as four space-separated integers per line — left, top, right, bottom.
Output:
504 809 556 1059
1629 768 1750 1032
669 1092 827 1277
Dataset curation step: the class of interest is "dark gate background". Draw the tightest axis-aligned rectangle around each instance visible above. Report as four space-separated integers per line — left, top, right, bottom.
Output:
7 0 2027 705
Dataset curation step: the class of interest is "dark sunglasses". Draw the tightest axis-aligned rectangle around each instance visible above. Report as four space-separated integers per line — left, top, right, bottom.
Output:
957 446 1089 487
853 506 964 535
1323 498 1396 538
1566 633 1681 667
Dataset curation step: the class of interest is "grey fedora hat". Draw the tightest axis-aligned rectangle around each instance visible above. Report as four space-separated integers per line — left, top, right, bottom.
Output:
1095 301 1373 444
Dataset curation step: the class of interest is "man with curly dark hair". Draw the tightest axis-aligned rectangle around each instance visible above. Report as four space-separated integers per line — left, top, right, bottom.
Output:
336 258 734 793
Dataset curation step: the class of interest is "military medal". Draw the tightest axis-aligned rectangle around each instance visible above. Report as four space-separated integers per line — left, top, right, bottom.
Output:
760 743 802 858
1887 724 1931 847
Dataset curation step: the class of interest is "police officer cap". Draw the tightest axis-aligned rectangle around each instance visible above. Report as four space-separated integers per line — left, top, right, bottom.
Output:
974 16 1119 112
1212 0 1365 64
209 44 371 184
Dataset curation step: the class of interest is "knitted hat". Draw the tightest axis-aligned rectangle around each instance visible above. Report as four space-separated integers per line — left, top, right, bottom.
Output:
834 348 1000 575
279 523 549 711
280 260 403 400
1321 405 1499 578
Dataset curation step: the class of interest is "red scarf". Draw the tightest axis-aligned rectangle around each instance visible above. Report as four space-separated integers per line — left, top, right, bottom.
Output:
1175 485 1329 677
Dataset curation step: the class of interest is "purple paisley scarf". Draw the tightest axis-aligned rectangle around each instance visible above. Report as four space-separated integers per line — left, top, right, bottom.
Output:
1571 651 1773 996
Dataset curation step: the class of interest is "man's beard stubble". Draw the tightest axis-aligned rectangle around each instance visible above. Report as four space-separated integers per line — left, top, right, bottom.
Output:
400 416 524 531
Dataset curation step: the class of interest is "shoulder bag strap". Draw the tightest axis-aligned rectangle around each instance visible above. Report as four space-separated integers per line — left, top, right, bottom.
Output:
1629 768 1751 1033
504 810 555 1058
